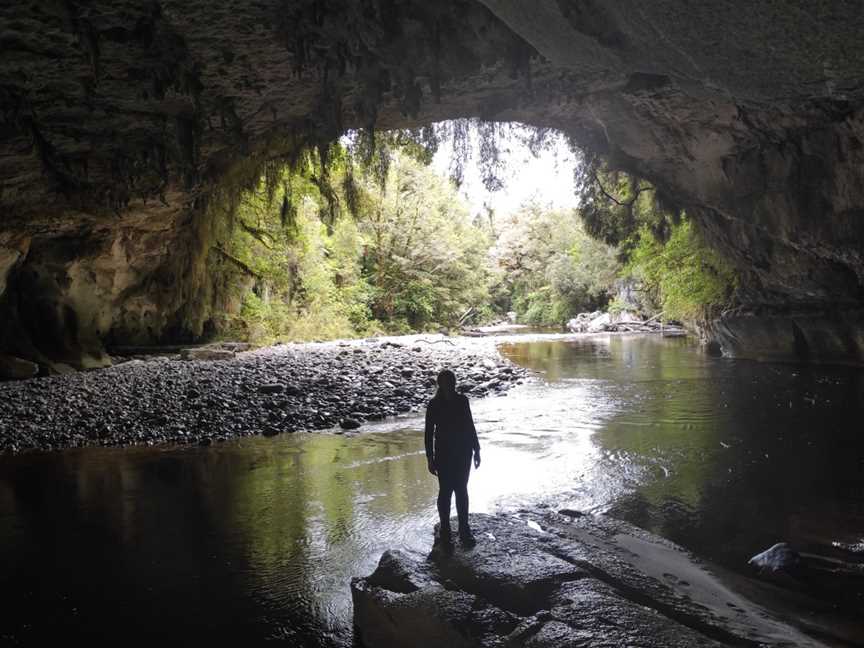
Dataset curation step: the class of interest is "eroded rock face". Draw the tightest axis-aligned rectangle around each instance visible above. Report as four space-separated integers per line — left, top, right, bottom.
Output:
0 192 216 370
703 309 864 365
3 1 864 365
351 513 830 647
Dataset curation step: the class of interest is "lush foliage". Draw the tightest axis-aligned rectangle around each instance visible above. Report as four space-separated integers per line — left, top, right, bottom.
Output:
490 202 621 325
576 157 680 254
624 217 737 321
358 156 492 331
209 124 740 343
573 158 738 322
212 145 492 343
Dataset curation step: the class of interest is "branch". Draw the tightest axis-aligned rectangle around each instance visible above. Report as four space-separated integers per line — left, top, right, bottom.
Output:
592 173 654 207
212 245 262 279
238 219 274 249
592 173 624 205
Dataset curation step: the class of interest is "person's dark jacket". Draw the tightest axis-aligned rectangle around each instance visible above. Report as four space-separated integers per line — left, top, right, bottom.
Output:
424 393 480 464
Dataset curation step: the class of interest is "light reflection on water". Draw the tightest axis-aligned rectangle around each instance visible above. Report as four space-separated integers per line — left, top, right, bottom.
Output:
1 334 862 645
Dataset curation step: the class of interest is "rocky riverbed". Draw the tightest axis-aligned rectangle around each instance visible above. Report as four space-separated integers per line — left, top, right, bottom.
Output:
0 335 528 453
352 511 857 648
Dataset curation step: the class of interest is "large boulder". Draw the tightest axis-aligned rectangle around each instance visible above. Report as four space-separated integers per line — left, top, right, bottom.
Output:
352 513 823 647
567 311 603 333
748 542 801 574
351 548 519 648
586 312 612 333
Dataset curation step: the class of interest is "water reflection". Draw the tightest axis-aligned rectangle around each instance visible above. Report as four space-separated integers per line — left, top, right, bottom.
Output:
500 335 864 573
1 334 863 645
0 433 433 645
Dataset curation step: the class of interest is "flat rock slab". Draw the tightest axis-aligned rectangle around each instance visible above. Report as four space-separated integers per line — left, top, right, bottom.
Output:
512 579 720 648
432 516 587 615
352 513 824 648
0 354 38 380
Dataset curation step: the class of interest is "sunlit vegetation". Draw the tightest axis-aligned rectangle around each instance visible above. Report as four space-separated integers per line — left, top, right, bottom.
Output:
576 157 738 322
207 124 738 342
490 202 620 325
210 137 493 342
625 219 738 321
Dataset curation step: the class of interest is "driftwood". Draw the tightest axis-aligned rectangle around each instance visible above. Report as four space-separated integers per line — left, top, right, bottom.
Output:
568 310 685 335
457 306 476 326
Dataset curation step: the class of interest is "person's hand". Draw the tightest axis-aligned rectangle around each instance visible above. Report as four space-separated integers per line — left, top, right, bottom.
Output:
474 452 481 469
427 458 437 475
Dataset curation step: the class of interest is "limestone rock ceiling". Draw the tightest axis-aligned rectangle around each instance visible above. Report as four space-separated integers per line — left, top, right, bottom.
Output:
2 0 864 365
1 0 551 216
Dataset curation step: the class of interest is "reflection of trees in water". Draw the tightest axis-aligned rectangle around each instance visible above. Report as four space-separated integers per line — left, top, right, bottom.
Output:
0 432 435 643
223 433 433 635
500 335 699 383
1 448 277 641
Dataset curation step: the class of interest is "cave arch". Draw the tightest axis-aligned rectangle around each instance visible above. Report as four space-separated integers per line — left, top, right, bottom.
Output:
2 0 864 368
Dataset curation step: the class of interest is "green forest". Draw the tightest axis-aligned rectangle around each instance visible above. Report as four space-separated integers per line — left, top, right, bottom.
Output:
206 128 737 343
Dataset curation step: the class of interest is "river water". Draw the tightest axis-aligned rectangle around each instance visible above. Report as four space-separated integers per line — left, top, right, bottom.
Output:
1 334 862 645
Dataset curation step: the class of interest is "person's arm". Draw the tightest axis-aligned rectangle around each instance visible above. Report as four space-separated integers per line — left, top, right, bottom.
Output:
466 397 481 468
424 402 437 474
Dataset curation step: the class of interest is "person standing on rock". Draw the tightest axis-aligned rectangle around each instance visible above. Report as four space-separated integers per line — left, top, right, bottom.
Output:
425 369 481 548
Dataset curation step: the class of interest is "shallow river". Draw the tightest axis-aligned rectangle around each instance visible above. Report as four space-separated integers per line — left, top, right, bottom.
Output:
1 334 862 645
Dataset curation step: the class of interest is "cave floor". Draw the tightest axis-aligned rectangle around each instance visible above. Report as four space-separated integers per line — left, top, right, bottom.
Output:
0 334 526 453
353 511 864 647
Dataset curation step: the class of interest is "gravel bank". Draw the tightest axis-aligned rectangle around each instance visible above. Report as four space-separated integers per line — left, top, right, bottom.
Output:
0 335 528 453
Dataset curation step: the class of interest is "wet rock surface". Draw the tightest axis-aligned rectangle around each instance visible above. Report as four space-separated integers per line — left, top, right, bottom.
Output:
352 512 832 647
749 543 801 574
0 336 527 453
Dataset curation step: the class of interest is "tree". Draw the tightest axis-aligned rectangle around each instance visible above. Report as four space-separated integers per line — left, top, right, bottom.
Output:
625 217 737 321
213 143 492 341
358 154 491 330
491 200 620 325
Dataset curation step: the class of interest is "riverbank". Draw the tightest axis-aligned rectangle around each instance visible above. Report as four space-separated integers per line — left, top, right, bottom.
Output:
353 511 862 647
0 335 528 453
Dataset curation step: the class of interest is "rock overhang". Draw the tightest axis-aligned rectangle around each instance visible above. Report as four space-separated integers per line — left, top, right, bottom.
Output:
3 1 864 365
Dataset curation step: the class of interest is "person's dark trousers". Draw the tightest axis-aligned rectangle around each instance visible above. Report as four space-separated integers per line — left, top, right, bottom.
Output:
436 453 472 537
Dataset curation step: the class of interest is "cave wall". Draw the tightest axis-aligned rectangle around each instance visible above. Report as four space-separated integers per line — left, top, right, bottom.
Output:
3 0 864 367
0 190 218 370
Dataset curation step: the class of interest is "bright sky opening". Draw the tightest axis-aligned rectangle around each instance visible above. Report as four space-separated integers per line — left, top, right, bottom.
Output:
432 123 581 219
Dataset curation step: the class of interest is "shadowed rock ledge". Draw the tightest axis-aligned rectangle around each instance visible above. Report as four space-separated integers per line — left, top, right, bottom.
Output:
352 512 851 647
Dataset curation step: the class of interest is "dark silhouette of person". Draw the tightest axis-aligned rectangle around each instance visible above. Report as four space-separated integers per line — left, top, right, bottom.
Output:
425 369 481 548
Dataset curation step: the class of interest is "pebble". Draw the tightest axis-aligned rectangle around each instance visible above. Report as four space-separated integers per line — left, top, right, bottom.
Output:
0 338 528 453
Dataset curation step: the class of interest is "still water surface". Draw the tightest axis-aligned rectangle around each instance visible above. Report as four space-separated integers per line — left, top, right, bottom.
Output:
1 335 862 645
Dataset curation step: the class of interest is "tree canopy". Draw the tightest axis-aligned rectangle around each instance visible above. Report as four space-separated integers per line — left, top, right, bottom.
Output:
205 124 738 342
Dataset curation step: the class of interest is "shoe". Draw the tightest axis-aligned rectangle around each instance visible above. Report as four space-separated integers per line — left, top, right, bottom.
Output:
434 533 454 556
458 527 476 548
434 524 453 547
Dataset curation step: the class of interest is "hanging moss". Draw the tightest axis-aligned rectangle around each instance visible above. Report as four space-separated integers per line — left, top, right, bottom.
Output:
280 184 298 232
